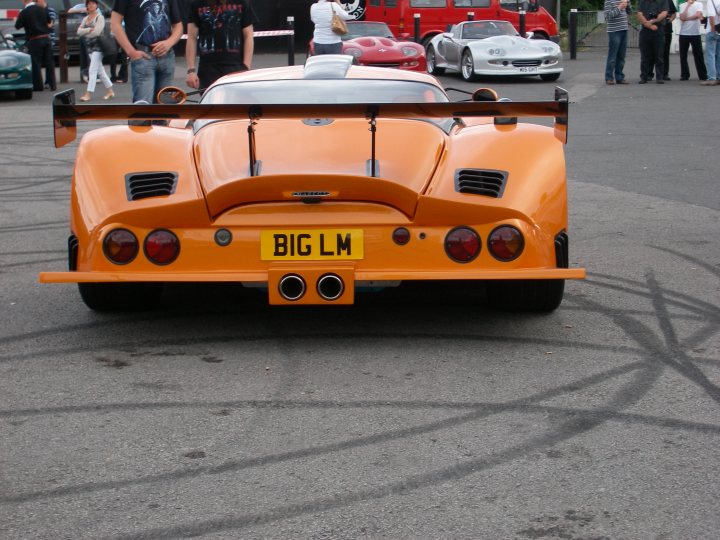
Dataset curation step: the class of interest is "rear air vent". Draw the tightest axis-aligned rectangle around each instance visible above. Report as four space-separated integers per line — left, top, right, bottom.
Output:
454 169 508 198
125 172 178 201
555 230 569 268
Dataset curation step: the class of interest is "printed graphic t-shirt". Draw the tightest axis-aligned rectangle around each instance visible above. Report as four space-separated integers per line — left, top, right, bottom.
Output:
113 0 182 47
188 0 254 63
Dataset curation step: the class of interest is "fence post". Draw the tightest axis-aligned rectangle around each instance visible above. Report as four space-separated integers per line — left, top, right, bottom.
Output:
287 16 295 66
519 10 526 38
59 11 68 83
569 8 577 60
414 13 421 43
467 11 474 21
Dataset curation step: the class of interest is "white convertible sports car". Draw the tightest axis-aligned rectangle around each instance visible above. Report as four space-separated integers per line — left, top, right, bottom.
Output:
426 20 563 82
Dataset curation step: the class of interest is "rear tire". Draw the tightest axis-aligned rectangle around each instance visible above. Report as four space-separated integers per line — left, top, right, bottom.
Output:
426 46 445 75
485 279 565 312
461 50 477 81
78 282 164 312
540 73 561 82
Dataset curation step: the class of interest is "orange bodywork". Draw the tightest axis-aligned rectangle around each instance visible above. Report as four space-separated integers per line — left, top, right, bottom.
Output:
41 59 584 307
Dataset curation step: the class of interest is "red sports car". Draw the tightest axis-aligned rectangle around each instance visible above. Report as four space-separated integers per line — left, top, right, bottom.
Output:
308 21 426 72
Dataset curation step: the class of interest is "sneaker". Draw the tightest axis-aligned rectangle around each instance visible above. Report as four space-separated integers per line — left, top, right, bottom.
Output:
700 80 719 85
616 80 629 84
639 79 648 84
656 79 664 84
663 76 671 81
606 80 615 85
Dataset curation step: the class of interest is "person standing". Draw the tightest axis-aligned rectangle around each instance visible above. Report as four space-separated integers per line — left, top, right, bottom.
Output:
660 0 677 80
14 0 56 91
637 0 669 83
38 0 57 88
78 0 114 101
678 0 707 81
185 0 255 91
702 0 720 85
310 0 352 55
604 0 631 84
110 0 183 103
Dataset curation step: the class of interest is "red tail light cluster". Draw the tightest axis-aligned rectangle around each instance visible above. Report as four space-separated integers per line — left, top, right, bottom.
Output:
488 226 524 261
104 228 179 265
444 226 481 263
103 229 138 264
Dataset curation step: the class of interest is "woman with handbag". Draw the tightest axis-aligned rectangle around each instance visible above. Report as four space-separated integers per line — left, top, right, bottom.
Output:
77 0 114 101
310 0 352 55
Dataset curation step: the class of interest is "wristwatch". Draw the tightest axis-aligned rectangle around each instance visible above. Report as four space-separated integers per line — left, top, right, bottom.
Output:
187 68 196 74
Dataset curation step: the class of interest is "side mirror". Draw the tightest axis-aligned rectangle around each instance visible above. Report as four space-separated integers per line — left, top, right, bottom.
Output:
442 32 452 38
157 86 187 105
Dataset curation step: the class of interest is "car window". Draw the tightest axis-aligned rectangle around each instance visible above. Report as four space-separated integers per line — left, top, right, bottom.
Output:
196 79 451 132
344 22 394 40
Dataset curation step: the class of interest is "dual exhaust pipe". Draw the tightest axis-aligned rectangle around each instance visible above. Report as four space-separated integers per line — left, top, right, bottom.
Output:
278 273 345 302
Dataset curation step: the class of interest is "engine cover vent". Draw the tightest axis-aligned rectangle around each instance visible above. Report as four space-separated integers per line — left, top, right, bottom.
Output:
454 169 508 198
125 172 178 201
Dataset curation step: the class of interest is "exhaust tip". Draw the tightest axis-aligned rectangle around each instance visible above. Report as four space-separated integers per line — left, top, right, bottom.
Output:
317 273 344 301
278 274 306 301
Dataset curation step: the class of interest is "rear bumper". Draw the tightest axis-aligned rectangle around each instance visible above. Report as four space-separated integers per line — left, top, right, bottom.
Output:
39 267 585 283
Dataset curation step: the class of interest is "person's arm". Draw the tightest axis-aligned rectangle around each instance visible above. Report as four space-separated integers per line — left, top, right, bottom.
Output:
77 15 92 36
14 11 24 30
335 1 352 20
111 11 148 61
185 22 199 89
87 14 104 38
242 24 253 69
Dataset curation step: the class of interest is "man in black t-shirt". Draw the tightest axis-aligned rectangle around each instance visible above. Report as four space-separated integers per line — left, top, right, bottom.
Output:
185 0 254 90
15 0 56 91
110 0 183 103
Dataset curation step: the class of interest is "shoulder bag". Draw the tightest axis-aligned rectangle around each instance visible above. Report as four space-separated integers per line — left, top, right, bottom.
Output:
330 3 348 35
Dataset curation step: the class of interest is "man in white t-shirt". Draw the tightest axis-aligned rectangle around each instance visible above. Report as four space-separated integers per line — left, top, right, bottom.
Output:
702 0 720 84
678 0 707 80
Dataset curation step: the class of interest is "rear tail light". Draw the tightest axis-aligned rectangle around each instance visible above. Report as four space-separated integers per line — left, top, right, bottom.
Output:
144 229 180 265
444 226 480 263
488 225 524 261
392 227 411 245
103 228 138 264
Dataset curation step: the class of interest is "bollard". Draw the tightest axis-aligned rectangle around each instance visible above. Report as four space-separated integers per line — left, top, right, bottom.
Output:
569 8 577 60
519 10 526 38
467 11 474 21
59 11 68 83
287 16 295 66
414 13 421 43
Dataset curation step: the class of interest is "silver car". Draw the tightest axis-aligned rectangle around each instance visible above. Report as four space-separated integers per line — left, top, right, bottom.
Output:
426 20 562 82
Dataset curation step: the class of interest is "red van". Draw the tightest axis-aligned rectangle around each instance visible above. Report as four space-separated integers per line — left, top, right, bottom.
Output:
360 0 559 44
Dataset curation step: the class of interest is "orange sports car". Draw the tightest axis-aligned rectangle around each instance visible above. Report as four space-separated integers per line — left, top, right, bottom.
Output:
42 54 584 311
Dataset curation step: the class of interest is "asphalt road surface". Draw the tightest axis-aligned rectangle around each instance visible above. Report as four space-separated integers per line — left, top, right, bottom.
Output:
1 49 718 540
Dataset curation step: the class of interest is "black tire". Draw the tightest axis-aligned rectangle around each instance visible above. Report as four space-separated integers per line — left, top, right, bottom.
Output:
540 73 561 82
485 279 565 312
426 46 445 75
78 282 164 312
16 88 32 100
461 50 477 81
531 32 549 40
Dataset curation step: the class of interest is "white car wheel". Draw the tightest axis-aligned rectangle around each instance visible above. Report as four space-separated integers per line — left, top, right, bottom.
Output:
461 50 476 81
426 46 445 75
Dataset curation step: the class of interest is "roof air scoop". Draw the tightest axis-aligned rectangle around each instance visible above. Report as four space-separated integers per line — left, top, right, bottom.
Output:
303 55 354 79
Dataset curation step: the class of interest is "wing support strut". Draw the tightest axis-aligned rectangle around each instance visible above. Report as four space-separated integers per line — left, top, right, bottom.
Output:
368 111 377 178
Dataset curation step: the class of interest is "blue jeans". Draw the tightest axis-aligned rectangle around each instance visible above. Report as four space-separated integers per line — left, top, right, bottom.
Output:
706 31 720 81
130 50 176 104
605 30 627 82
314 42 343 55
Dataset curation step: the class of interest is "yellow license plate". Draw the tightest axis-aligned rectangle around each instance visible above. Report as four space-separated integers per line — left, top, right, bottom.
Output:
260 229 364 260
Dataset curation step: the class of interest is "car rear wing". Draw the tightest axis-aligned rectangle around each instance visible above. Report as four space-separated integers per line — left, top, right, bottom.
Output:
53 87 569 175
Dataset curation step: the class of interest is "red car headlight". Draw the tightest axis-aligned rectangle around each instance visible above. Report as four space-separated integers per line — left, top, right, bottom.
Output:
144 229 180 265
488 225 524 261
401 46 419 57
444 226 480 263
103 228 139 265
